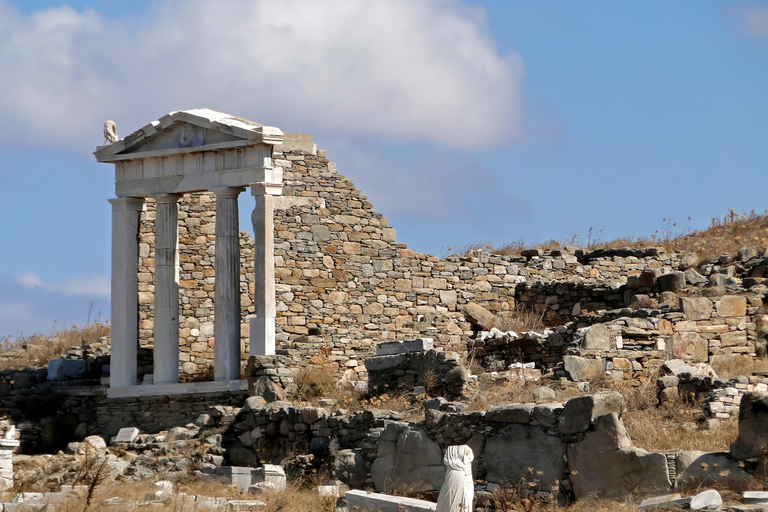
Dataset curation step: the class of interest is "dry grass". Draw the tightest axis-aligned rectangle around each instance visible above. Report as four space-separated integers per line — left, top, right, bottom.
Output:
460 209 768 261
664 209 768 259
710 356 768 379
0 322 110 370
467 377 539 411
293 366 337 401
492 307 548 333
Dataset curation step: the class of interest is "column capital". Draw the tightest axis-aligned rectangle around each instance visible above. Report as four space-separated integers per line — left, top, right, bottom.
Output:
152 193 182 204
109 196 145 211
211 186 245 198
250 182 283 197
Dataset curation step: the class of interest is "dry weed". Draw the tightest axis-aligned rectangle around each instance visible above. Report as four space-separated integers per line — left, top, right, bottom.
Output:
492 308 547 333
710 357 768 378
0 322 110 371
467 377 539 411
294 366 336 401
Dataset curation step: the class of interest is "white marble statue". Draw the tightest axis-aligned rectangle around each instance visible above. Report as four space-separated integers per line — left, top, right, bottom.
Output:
104 120 118 145
435 445 474 512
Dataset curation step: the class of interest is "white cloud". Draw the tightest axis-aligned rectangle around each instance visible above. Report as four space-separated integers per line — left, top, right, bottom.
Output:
15 271 110 297
0 0 523 150
735 5 768 38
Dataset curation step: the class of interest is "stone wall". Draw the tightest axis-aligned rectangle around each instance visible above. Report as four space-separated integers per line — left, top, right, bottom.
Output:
0 381 247 453
133 133 768 380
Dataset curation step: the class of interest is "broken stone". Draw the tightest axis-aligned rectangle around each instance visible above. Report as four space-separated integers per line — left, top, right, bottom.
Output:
563 355 602 382
690 489 722 510
558 392 625 435
463 302 495 330
567 414 671 499
484 424 565 490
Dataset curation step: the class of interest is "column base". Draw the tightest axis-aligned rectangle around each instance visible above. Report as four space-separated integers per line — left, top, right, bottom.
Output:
249 317 276 356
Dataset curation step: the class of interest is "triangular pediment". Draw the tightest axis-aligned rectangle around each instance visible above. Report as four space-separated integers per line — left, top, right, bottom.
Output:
94 108 283 162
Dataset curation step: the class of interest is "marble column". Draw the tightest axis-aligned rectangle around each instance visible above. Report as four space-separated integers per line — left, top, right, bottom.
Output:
213 187 243 381
153 194 181 384
250 182 282 356
109 197 145 388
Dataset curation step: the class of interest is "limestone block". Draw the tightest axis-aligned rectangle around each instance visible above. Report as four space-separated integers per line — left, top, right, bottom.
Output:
638 495 685 511
485 403 534 424
583 324 611 351
685 269 708 285
84 435 107 451
335 449 367 489
463 302 495 329
730 392 768 460
743 491 768 505
716 295 747 317
558 392 625 435
641 268 662 287
659 271 686 293
345 490 436 512
690 489 722 511
675 451 752 490
533 403 564 429
248 376 286 403
47 359 87 381
669 332 708 362
364 354 407 371
370 424 444 493
720 331 747 347
114 427 140 444
680 297 712 321
563 355 602 382
567 414 671 499
484 424 565 489
375 339 433 356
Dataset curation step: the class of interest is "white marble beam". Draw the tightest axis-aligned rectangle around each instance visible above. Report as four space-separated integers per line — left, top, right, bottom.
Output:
213 187 243 381
153 194 181 384
108 197 145 387
250 182 282 356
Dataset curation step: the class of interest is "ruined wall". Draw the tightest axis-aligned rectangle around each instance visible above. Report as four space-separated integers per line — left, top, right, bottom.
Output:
135 134 768 379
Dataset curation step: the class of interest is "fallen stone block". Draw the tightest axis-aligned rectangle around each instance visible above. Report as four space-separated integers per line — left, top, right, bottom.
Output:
344 489 436 512
463 302 495 329
563 355 603 382
228 499 266 510
690 489 722 510
744 491 768 505
113 427 140 444
638 494 684 511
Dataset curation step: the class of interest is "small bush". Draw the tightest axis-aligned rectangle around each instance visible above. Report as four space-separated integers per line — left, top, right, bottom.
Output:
293 366 336 400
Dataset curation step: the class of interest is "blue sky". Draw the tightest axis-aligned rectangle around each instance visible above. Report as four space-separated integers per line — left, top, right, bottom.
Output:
0 0 766 338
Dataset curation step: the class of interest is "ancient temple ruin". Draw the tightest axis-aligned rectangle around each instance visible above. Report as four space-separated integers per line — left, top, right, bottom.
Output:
95 109 285 397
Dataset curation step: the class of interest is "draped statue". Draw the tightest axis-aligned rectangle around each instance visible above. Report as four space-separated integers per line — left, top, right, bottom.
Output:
435 445 474 512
